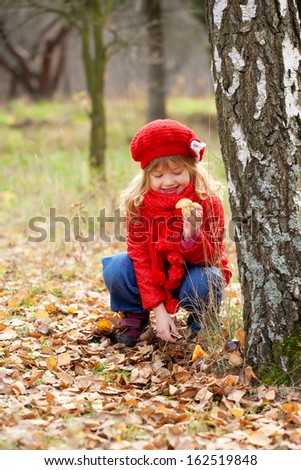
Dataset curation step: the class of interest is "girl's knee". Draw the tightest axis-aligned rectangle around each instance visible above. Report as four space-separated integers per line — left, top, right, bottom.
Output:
102 252 138 294
102 253 131 286
180 266 224 301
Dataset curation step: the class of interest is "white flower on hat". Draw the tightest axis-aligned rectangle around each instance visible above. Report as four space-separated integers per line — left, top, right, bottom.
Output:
190 139 206 162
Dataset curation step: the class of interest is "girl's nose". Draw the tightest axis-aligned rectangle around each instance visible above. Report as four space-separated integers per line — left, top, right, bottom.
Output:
163 174 175 186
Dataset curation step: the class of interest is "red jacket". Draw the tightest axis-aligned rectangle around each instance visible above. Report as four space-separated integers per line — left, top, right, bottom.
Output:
126 181 231 313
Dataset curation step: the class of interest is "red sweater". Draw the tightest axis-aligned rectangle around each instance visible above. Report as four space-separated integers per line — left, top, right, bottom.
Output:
126 181 232 313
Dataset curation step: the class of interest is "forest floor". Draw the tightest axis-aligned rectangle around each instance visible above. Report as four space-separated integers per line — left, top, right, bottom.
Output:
0 231 301 451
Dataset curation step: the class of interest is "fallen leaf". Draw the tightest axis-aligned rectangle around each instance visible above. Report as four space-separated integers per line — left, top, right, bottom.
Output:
227 388 246 403
0 328 18 340
244 366 259 382
228 350 243 366
169 385 178 396
46 357 58 370
10 380 26 395
192 344 209 361
223 375 237 387
58 352 71 367
281 402 299 414
265 388 276 401
230 407 244 418
26 372 44 387
67 305 78 313
234 327 245 348
174 369 190 383
55 370 74 386
7 299 19 309
36 309 49 319
45 391 55 403
97 319 115 334
247 430 272 446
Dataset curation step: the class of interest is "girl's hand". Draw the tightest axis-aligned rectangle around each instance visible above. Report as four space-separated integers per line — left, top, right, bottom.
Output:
183 207 203 240
153 303 180 343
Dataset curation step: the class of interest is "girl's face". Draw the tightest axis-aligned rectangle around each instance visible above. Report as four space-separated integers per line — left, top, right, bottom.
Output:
149 161 190 194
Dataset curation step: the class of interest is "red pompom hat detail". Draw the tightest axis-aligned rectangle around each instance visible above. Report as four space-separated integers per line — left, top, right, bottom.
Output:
130 119 206 169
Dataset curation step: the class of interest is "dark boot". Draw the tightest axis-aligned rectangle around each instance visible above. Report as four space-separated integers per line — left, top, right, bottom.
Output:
114 311 150 347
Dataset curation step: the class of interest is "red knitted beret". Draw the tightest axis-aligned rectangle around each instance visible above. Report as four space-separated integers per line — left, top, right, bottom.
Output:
130 119 206 169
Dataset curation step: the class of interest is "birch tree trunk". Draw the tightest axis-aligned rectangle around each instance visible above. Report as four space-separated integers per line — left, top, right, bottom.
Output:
206 0 301 383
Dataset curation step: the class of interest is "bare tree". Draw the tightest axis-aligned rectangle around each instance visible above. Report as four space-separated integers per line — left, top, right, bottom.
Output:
206 0 301 383
0 14 71 99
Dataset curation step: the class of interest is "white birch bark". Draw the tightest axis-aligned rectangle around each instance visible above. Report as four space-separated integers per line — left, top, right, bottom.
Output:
206 0 301 382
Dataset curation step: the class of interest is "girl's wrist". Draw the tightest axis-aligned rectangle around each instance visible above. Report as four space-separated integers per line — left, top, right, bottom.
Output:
183 227 200 241
153 303 168 316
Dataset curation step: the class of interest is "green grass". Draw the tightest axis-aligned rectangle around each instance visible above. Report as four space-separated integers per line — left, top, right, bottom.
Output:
0 94 224 218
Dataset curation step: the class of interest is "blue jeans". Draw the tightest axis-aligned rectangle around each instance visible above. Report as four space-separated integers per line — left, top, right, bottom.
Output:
102 252 224 332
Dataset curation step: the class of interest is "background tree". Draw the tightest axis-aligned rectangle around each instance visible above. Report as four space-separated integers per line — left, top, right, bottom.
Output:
142 0 166 122
206 0 301 383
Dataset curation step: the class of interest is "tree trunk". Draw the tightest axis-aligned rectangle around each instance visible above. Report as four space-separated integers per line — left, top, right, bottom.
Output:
81 0 107 172
144 0 166 121
206 0 301 383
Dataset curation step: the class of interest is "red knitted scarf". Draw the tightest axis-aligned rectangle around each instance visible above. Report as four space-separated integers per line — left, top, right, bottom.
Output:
141 181 199 313
142 181 196 213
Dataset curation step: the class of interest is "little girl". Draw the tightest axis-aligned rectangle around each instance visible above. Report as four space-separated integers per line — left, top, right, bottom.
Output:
102 119 232 346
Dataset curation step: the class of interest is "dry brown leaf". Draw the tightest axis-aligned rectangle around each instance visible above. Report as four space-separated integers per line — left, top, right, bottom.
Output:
175 369 190 383
11 380 26 395
247 429 272 447
227 388 246 403
223 375 237 387
228 350 243 366
139 325 154 342
265 388 276 401
58 352 71 367
192 344 209 361
234 327 245 348
0 328 18 340
244 366 259 382
169 385 178 396
195 387 213 402
36 309 49 319
45 391 55 403
55 370 74 386
26 372 44 388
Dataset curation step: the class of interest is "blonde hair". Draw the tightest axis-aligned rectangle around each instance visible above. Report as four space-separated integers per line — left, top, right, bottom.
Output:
121 156 221 216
